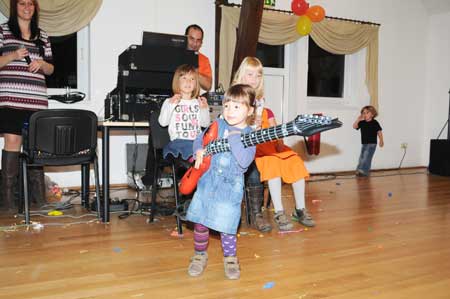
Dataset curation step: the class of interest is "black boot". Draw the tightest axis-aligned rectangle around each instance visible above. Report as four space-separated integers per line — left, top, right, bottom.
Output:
1 150 20 212
246 184 272 232
28 167 47 206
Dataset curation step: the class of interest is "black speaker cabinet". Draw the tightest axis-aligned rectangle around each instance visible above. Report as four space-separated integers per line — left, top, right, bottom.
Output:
429 139 450 176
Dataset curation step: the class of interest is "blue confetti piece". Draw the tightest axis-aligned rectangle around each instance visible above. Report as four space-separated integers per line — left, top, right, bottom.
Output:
336 182 341 186
388 192 392 197
263 282 275 289
113 247 122 253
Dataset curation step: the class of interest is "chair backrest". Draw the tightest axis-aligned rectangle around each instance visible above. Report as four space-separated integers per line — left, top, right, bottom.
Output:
149 110 171 150
26 109 98 163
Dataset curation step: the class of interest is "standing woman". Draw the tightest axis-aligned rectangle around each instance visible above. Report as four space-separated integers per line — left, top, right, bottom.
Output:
0 0 54 211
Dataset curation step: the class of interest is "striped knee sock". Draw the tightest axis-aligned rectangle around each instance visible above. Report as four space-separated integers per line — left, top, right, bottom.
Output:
220 233 237 257
194 223 209 253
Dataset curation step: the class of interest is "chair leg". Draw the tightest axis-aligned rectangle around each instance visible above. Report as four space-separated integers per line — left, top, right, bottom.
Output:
94 157 101 220
171 163 183 235
266 188 272 208
22 161 30 225
243 187 251 225
81 164 90 209
149 159 159 223
18 157 24 214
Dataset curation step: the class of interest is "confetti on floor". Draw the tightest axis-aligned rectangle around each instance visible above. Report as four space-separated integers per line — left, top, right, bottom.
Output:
263 282 275 289
170 230 184 238
254 254 260 259
312 199 322 204
278 228 305 234
113 247 122 253
79 250 89 254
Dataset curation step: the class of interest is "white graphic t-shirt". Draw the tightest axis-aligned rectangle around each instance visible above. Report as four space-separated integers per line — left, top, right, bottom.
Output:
158 98 210 141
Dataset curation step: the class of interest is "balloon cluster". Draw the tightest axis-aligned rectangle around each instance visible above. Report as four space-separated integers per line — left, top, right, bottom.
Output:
291 0 325 36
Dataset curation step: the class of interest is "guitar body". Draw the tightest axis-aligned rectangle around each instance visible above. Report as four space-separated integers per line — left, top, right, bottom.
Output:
179 121 219 195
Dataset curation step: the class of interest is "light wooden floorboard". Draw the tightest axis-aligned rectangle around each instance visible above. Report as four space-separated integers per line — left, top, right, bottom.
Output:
0 169 449 299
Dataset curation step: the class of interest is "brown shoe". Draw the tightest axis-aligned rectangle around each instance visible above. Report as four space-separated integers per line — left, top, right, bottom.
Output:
254 213 272 232
188 253 208 277
223 256 240 280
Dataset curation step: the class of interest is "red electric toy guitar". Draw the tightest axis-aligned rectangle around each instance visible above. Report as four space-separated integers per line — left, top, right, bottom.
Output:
179 114 342 195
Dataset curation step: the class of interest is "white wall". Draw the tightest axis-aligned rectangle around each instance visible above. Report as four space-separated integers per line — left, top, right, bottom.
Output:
424 11 450 163
2 0 448 187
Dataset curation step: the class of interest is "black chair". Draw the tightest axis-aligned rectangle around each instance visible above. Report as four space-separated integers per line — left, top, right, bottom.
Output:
20 109 101 224
148 110 189 235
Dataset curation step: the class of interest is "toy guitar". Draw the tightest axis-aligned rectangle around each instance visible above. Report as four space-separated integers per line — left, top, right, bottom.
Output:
179 114 343 195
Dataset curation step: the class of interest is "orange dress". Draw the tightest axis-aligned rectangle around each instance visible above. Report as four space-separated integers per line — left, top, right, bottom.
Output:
255 108 309 183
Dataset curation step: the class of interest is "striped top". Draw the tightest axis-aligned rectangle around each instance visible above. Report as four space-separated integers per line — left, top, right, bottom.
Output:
0 23 53 110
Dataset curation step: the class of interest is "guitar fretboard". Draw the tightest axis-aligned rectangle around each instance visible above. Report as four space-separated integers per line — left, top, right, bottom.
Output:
205 120 312 155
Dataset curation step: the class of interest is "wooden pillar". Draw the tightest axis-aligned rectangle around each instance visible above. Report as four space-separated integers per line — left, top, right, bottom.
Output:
230 0 264 82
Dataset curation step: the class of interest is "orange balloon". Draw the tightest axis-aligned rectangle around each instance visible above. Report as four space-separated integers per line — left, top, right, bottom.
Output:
296 15 312 36
306 5 325 22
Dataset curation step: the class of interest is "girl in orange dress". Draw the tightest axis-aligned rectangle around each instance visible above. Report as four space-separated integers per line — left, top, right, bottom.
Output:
232 57 315 231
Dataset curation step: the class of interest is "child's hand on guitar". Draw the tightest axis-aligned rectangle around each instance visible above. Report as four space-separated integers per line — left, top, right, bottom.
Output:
169 94 182 104
194 149 205 169
275 139 285 152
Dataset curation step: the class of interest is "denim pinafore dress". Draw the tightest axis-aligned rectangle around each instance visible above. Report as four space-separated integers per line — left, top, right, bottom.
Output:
186 119 250 235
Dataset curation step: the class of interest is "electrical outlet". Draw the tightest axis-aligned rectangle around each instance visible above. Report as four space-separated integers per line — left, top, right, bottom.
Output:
400 143 408 149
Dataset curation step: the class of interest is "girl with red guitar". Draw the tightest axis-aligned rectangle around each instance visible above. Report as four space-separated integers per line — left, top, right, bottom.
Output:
185 84 256 280
232 57 315 231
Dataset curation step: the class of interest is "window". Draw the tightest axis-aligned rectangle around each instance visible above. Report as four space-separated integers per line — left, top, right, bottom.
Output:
47 27 90 96
47 33 77 88
256 42 284 68
307 37 345 98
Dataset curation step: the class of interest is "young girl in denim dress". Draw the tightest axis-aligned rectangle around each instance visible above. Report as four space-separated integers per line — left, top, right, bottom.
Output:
158 64 210 160
353 105 384 176
185 84 256 280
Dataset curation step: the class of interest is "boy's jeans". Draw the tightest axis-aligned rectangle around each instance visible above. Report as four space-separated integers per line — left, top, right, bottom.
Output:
356 144 377 175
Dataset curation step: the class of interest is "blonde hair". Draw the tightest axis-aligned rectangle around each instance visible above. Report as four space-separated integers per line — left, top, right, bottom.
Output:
223 84 256 125
172 64 200 98
361 105 378 118
231 57 264 100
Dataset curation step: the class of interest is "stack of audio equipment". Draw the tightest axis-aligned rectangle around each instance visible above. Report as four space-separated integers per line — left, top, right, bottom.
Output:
104 91 166 122
106 32 198 121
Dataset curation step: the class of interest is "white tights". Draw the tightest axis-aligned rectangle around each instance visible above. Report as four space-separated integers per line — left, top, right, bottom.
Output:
268 177 305 213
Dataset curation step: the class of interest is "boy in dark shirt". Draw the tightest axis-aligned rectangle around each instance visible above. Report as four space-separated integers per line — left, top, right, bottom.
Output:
353 105 384 176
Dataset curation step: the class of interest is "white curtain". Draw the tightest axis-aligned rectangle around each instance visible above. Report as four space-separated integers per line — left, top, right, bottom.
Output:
219 6 380 108
0 0 102 36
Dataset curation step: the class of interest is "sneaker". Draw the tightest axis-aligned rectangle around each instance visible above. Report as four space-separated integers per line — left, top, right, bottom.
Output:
188 253 208 277
274 211 294 231
223 256 240 279
292 208 315 227
355 170 368 177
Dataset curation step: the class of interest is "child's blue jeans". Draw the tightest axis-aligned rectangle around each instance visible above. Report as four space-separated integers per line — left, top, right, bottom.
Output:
356 144 377 175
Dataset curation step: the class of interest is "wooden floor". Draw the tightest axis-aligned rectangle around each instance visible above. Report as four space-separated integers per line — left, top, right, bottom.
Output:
1 169 449 299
